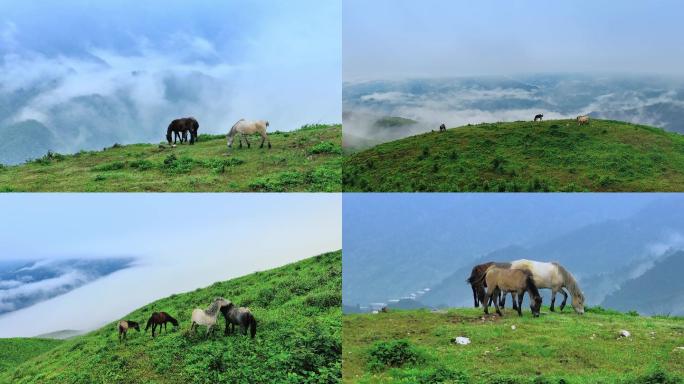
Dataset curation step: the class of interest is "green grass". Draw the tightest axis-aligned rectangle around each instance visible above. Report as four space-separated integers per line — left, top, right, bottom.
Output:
0 124 341 192
1 250 341 384
343 307 684 383
0 339 63 375
343 119 684 191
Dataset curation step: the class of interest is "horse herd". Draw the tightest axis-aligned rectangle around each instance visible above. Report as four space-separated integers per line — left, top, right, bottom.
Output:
466 259 585 318
436 114 590 132
165 117 272 149
117 297 256 343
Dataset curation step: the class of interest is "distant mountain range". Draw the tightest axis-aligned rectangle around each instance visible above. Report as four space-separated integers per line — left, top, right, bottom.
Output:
343 74 684 150
0 258 135 315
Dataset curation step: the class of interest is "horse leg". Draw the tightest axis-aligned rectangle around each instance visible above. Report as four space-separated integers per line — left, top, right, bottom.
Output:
517 292 524 315
559 288 568 311
244 135 251 148
493 288 503 316
550 289 557 312
483 287 492 315
472 285 479 308
511 292 519 311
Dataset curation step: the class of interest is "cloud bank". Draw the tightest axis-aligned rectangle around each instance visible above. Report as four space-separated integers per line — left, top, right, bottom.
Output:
0 1 341 164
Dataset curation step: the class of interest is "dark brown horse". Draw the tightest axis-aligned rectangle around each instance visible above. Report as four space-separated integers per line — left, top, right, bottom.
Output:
220 302 257 338
439 123 446 132
166 117 199 145
145 312 178 337
466 262 513 308
118 320 140 342
534 113 543 122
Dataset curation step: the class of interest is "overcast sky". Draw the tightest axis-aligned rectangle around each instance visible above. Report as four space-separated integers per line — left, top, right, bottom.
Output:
343 0 684 81
0 193 341 337
0 0 341 138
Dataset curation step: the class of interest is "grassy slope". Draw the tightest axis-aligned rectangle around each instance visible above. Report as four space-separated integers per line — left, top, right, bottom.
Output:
343 119 684 192
0 124 341 192
343 308 684 383
0 339 63 375
1 251 341 384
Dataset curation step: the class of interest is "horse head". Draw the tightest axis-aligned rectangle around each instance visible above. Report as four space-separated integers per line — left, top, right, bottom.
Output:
530 294 542 317
572 292 585 315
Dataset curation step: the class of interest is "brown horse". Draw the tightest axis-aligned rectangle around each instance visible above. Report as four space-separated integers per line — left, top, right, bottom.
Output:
466 262 512 308
118 320 140 342
477 267 542 317
439 123 446 132
534 113 544 122
145 312 178 337
166 117 199 145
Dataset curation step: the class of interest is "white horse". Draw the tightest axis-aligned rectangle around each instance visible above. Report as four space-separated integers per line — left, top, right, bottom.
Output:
576 115 589 125
510 259 585 314
227 119 271 149
190 297 229 337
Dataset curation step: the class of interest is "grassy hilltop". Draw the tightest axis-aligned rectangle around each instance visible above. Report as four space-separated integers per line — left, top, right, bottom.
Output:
343 119 684 192
0 250 341 384
343 307 684 383
0 124 341 192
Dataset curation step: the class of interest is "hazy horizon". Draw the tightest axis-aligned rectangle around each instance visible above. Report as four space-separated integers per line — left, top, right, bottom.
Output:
344 1 684 81
0 194 341 337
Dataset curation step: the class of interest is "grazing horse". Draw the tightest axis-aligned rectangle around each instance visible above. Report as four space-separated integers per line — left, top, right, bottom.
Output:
191 297 230 338
466 262 513 308
439 123 446 132
227 119 271 149
476 267 542 317
220 301 257 338
166 117 199 145
118 320 140 342
510 259 585 314
576 115 589 125
145 312 179 337
534 113 544 122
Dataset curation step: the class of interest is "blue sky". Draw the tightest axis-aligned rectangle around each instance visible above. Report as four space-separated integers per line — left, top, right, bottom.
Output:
0 1 340 152
343 0 684 80
0 193 341 336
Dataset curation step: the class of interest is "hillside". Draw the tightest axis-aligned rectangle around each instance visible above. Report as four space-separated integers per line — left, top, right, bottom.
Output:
343 119 684 192
0 250 341 384
0 339 63 375
0 124 341 192
343 307 684 383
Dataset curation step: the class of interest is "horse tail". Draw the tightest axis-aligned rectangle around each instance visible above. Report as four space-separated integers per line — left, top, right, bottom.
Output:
248 314 257 338
166 123 173 144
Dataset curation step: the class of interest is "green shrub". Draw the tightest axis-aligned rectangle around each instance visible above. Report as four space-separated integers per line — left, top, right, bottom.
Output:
367 340 421 371
129 159 153 171
91 161 125 172
309 141 342 155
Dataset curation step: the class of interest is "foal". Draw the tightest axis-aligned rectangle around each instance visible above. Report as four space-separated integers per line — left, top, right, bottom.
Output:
118 320 140 342
145 312 179 338
480 267 542 317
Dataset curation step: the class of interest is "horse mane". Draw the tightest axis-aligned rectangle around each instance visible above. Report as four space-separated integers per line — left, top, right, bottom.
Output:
204 300 222 317
553 263 584 301
228 119 245 136
524 272 541 299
